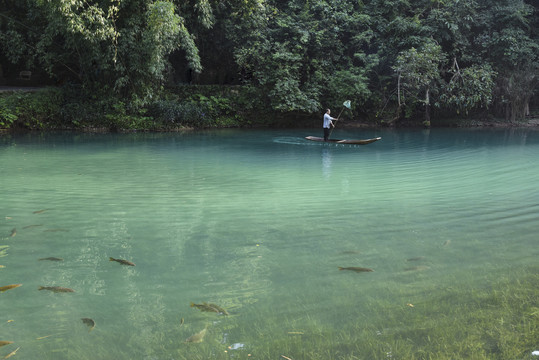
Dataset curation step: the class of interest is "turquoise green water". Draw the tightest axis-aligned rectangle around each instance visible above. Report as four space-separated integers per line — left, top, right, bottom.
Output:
0 128 537 359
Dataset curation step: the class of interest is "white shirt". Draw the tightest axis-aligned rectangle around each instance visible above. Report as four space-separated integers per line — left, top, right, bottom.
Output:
323 113 333 128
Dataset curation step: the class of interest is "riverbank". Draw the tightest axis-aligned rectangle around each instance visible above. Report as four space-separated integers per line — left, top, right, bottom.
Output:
3 117 539 134
1 86 538 132
336 117 539 129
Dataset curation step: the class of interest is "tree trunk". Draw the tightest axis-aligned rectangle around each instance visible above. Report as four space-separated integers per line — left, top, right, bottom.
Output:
393 73 402 124
424 87 431 127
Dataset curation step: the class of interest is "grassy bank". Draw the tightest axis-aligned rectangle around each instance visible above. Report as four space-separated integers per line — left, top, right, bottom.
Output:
1 86 536 132
0 86 310 131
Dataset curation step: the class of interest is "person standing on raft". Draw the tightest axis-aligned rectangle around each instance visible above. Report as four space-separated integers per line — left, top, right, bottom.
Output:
323 109 338 141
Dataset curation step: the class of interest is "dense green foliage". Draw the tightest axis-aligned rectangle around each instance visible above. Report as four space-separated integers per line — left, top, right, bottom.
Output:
0 85 270 130
0 87 63 129
0 0 537 129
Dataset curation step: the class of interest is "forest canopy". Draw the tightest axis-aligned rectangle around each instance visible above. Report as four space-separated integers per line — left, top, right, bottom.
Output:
0 0 537 128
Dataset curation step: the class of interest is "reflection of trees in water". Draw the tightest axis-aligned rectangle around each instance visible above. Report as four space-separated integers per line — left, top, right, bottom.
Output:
23 212 164 359
212 241 272 308
96 193 274 358
0 201 273 358
181 205 273 311
105 220 167 359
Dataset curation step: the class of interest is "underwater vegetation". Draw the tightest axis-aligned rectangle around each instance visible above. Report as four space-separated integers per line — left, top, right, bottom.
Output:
1 176 538 360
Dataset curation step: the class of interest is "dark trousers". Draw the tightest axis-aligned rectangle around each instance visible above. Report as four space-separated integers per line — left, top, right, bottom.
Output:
323 127 330 141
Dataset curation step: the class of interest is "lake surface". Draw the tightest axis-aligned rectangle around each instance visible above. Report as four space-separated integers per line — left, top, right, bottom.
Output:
1 128 538 359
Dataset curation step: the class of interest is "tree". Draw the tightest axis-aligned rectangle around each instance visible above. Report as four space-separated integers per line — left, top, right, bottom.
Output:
469 0 538 121
0 0 204 105
394 40 446 126
1 0 537 125
227 0 376 114
440 60 496 115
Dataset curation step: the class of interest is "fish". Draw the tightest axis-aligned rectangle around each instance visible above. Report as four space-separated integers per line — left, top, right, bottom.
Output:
0 284 22 293
180 318 184 326
33 209 51 214
3 346 19 359
185 327 207 343
338 250 361 255
9 228 16 237
81 318 95 332
190 302 220 314
0 265 5 269
38 286 75 293
38 257 64 262
109 257 135 266
338 266 374 272
442 239 451 247
36 335 53 340
43 229 69 232
212 304 230 315
406 256 425 262
22 224 43 229
0 342 13 347
190 302 229 315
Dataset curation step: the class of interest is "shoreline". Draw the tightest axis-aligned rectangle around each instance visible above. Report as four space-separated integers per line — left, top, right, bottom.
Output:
339 118 539 129
1 86 537 132
2 119 539 134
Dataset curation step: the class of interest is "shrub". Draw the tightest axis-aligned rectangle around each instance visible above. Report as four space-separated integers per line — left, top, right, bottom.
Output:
0 88 64 129
148 99 205 128
0 97 17 128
